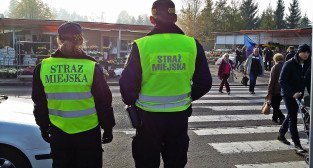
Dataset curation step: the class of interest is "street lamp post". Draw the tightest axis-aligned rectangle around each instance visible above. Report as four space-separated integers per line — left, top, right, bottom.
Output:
309 25 313 168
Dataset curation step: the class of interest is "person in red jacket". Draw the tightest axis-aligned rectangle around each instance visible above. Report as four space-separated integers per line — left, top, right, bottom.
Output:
218 53 234 94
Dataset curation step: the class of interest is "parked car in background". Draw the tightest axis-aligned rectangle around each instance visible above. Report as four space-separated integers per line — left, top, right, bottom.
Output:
215 53 236 65
0 96 51 168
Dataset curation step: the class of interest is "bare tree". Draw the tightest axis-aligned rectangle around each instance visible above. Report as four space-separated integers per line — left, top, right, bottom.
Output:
177 0 202 37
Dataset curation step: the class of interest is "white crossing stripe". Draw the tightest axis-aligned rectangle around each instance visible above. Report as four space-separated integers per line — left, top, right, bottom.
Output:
123 130 136 135
210 90 267 93
235 161 307 168
209 139 309 154
194 99 273 104
194 125 303 135
210 88 263 90
112 93 121 97
192 105 286 111
188 114 301 122
189 114 271 122
201 94 267 98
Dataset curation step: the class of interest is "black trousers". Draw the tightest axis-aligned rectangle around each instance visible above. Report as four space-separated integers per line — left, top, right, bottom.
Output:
50 125 103 168
132 109 189 168
279 97 301 145
271 95 285 121
219 74 230 92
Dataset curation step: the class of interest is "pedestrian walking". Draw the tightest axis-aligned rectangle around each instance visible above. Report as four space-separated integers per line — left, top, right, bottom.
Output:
32 22 115 168
263 47 273 71
267 53 285 124
244 47 265 94
119 0 212 167
235 46 242 69
285 46 296 62
218 53 234 94
278 44 311 154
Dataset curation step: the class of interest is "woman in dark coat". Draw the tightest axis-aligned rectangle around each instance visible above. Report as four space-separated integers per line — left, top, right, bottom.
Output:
218 53 234 94
267 53 285 124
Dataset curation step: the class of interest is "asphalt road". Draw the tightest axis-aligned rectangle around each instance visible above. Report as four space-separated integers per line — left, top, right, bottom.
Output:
0 85 308 168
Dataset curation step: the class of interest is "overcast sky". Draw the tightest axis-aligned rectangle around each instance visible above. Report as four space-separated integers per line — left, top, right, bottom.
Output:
0 0 312 23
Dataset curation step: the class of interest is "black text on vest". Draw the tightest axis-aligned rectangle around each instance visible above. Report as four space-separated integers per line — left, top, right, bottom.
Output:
152 54 186 71
45 64 88 83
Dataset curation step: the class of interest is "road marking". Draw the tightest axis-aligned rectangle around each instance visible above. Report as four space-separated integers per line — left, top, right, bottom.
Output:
209 139 309 154
112 93 121 97
209 90 267 93
201 94 267 98
192 105 286 111
210 87 267 92
194 125 303 135
188 114 301 122
235 161 307 168
194 99 276 104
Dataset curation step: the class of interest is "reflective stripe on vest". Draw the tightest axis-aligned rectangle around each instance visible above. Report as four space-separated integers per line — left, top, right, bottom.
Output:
40 57 98 134
135 34 196 112
138 93 190 103
136 99 191 109
49 107 96 118
46 92 92 100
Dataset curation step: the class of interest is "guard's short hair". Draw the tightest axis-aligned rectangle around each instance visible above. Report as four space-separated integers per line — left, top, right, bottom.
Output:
152 0 176 23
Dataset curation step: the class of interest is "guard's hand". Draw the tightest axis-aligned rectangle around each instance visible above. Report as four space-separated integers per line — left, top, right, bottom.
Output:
293 92 302 99
40 128 50 143
102 129 113 144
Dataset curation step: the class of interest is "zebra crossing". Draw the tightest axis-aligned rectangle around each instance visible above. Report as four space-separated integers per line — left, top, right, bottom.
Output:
111 85 308 167
190 85 308 167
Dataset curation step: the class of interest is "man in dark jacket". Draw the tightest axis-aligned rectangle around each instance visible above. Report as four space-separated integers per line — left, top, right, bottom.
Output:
278 44 311 153
32 22 115 167
263 47 273 71
235 46 242 69
119 0 212 167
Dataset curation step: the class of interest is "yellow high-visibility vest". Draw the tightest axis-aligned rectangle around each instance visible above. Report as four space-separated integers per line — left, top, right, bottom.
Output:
40 57 98 134
135 33 197 112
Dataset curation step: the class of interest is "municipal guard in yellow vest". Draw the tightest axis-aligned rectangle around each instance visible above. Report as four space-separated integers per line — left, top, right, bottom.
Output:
32 22 115 168
119 0 212 167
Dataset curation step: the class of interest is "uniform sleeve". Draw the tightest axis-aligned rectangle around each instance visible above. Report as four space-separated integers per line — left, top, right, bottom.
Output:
191 40 212 101
31 64 50 131
92 64 115 131
119 43 142 105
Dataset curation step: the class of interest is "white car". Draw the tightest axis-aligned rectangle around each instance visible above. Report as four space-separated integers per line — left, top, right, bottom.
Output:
0 96 52 168
214 53 237 65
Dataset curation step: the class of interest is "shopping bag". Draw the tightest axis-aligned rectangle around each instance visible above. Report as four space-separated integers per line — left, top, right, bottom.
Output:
261 100 271 115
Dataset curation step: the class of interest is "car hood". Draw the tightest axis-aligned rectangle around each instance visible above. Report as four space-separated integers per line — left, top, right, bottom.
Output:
0 97 36 125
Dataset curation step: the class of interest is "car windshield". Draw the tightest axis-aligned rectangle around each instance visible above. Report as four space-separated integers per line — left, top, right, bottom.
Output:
0 95 8 104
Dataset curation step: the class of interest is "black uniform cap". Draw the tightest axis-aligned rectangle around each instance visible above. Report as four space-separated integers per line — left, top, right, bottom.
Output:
152 0 176 22
58 22 82 41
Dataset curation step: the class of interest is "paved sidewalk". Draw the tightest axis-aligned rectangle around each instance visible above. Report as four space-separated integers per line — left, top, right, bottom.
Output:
0 65 270 87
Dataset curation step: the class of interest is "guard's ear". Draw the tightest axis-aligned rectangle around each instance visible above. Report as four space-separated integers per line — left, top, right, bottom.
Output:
150 16 156 25
172 14 177 23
